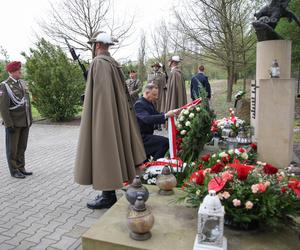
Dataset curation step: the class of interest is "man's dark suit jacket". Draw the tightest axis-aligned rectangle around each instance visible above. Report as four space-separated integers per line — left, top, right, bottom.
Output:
134 97 165 137
190 72 211 100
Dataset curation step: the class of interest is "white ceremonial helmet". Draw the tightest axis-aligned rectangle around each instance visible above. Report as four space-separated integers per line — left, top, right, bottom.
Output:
169 55 181 62
88 31 118 45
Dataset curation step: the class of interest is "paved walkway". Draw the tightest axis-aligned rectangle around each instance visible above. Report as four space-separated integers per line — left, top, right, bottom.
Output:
0 124 106 250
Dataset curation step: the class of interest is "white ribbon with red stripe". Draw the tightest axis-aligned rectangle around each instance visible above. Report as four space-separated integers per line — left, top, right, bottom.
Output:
167 98 202 158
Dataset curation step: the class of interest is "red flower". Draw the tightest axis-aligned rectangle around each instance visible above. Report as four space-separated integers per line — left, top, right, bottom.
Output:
263 163 278 175
222 171 233 181
281 187 286 193
208 177 227 192
198 164 203 170
221 154 231 163
181 182 188 190
288 178 300 198
201 154 210 162
189 170 205 185
238 148 246 153
229 159 254 181
250 143 257 150
211 162 225 173
257 183 266 193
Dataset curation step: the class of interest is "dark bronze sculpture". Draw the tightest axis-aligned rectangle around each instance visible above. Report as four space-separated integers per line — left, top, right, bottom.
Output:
253 0 300 41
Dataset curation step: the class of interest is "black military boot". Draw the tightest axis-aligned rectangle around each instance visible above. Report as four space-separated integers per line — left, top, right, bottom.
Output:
11 169 25 179
87 190 117 209
19 168 33 176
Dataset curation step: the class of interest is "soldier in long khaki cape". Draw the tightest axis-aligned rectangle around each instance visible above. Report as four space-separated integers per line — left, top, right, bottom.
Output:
164 56 187 112
74 32 146 209
147 62 167 113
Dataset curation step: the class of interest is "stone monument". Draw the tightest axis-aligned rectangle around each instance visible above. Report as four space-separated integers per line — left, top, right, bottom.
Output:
251 0 299 167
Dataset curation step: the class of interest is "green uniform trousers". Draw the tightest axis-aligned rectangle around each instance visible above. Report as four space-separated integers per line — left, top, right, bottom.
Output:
5 127 29 175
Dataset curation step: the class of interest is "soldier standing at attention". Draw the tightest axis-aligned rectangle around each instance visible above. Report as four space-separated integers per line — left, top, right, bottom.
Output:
0 61 33 179
164 56 187 112
147 62 167 113
75 32 146 209
126 70 142 104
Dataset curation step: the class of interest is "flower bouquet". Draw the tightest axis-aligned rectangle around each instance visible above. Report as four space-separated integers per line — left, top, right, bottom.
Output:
180 146 300 230
176 101 214 162
211 108 245 138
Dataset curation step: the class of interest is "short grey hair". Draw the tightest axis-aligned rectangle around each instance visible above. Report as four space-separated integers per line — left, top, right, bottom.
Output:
144 83 158 93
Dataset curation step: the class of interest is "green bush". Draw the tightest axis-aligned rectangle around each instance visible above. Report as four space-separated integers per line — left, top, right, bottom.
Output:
22 39 85 121
0 61 8 82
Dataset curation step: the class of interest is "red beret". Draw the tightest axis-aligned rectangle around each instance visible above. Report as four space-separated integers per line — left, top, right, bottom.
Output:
6 61 21 73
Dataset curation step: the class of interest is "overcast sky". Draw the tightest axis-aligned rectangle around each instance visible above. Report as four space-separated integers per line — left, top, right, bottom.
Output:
0 0 177 63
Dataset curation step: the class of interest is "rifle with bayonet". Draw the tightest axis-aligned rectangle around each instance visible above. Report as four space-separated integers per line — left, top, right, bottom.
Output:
64 38 88 102
162 64 168 82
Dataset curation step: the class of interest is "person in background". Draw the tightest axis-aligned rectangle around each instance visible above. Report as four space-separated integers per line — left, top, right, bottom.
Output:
0 61 33 179
190 65 211 101
126 70 142 104
164 56 187 112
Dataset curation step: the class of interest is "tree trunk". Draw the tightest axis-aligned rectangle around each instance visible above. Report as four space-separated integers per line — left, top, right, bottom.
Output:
227 66 234 102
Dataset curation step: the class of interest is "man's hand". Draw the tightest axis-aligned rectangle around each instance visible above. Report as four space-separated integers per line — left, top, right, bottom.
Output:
7 127 15 133
165 108 181 118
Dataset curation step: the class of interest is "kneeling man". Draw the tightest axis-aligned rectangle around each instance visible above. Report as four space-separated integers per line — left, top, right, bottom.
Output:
134 84 179 160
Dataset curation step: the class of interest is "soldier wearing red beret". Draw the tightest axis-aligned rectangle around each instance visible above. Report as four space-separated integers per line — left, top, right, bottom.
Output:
0 61 33 178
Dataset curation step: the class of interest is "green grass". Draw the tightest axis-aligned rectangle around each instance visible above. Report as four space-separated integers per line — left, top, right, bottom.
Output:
31 106 42 120
210 79 249 119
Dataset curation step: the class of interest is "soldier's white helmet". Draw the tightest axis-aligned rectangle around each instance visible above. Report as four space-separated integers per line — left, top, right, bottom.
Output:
169 55 181 62
88 31 118 45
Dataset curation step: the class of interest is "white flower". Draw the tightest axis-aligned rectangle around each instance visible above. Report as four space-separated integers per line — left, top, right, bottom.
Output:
189 113 195 119
196 190 201 196
191 162 196 167
185 121 191 127
147 179 153 185
183 110 189 115
234 149 241 155
228 149 234 155
143 174 149 180
180 130 187 135
196 107 201 112
219 152 228 158
241 152 248 160
212 154 216 158
179 116 185 122
152 178 157 184
232 199 241 207
177 123 183 129
222 191 231 199
245 201 254 209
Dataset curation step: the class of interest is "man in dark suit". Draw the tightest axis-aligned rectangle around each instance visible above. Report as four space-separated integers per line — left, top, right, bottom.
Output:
190 65 211 100
134 84 179 160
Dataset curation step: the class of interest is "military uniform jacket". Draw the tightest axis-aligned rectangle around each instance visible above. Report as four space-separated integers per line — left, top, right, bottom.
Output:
125 78 142 104
0 77 32 128
147 71 167 112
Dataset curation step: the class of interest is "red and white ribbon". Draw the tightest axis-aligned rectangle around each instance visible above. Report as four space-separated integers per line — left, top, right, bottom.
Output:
167 98 202 158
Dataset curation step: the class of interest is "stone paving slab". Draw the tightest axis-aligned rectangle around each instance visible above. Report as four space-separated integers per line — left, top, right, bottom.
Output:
0 124 106 250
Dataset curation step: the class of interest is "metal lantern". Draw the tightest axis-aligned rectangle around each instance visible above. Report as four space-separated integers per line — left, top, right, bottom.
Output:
193 190 227 250
221 123 232 139
270 59 280 78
